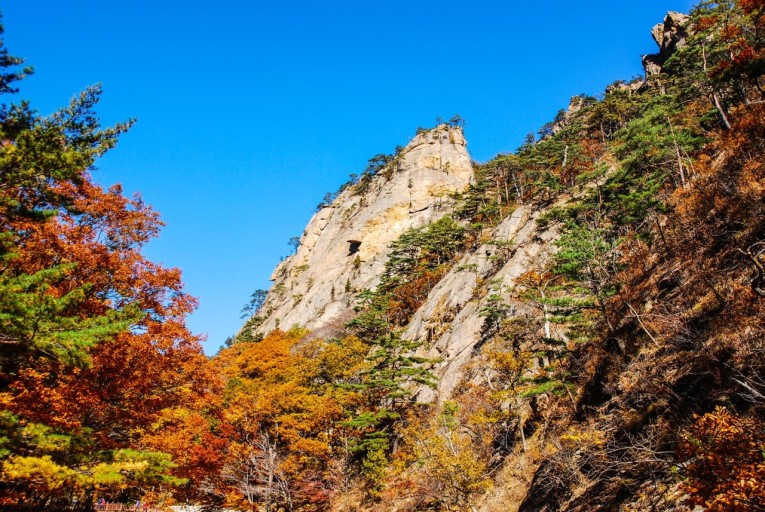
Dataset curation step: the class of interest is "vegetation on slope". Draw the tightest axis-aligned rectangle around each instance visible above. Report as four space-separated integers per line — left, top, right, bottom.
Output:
2 0 765 510
209 1 765 510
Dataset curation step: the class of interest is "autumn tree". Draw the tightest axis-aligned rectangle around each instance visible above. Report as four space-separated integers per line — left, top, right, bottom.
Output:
398 401 493 512
0 23 221 510
213 329 369 510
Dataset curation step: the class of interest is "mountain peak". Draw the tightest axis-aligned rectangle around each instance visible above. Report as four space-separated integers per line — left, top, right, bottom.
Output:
241 124 473 339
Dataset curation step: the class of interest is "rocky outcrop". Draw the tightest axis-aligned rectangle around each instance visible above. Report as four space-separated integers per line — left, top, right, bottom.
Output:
642 11 690 76
605 80 643 95
243 125 473 337
407 200 565 401
551 96 588 135
228 8 757 511
245 9 692 343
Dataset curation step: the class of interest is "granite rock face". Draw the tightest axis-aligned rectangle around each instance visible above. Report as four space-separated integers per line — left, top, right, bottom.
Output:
244 125 473 338
243 12 686 404
642 11 690 76
405 200 566 401
242 123 575 402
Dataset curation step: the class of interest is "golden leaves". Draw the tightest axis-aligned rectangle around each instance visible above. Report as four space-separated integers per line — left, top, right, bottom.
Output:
678 406 765 511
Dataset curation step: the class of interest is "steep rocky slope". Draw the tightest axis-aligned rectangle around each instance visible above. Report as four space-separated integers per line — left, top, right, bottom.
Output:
245 125 473 338
243 122 575 401
244 12 693 395
409 199 567 402
226 5 765 512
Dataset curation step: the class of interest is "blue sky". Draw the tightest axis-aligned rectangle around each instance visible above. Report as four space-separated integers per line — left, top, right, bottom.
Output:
4 0 695 354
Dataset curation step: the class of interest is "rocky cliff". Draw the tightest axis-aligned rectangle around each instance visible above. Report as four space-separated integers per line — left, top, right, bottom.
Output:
229 4 765 511
245 124 473 338
409 199 566 402
642 11 690 75
244 11 701 371
243 121 578 404
240 6 696 411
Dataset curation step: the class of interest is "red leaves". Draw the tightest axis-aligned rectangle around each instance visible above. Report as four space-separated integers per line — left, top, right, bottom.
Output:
695 15 721 32
386 267 448 327
678 407 765 511
738 0 765 16
0 110 221 503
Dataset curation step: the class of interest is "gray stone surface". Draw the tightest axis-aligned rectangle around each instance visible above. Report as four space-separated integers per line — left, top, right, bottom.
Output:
242 125 473 337
643 11 690 76
244 126 582 406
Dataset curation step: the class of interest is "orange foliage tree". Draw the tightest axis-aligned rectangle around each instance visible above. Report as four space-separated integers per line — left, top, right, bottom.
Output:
212 329 367 510
0 27 222 510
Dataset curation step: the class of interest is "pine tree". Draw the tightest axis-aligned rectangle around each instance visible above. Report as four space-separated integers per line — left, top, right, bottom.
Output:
0 21 217 510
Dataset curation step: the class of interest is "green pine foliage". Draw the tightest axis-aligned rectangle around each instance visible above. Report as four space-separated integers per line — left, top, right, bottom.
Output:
0 260 139 366
379 216 466 293
0 34 137 371
341 217 468 477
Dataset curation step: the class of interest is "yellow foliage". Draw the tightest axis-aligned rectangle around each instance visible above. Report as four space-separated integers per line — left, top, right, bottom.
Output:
18 422 71 452
559 425 606 448
398 402 493 509
214 330 366 508
2 455 76 490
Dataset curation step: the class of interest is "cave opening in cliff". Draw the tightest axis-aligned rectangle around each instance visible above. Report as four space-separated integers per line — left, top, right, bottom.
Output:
348 240 361 255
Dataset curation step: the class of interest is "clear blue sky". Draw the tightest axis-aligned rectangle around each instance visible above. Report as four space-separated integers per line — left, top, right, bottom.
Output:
4 0 695 354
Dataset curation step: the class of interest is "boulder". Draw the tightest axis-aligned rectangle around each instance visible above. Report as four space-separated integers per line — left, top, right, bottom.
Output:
642 11 690 76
